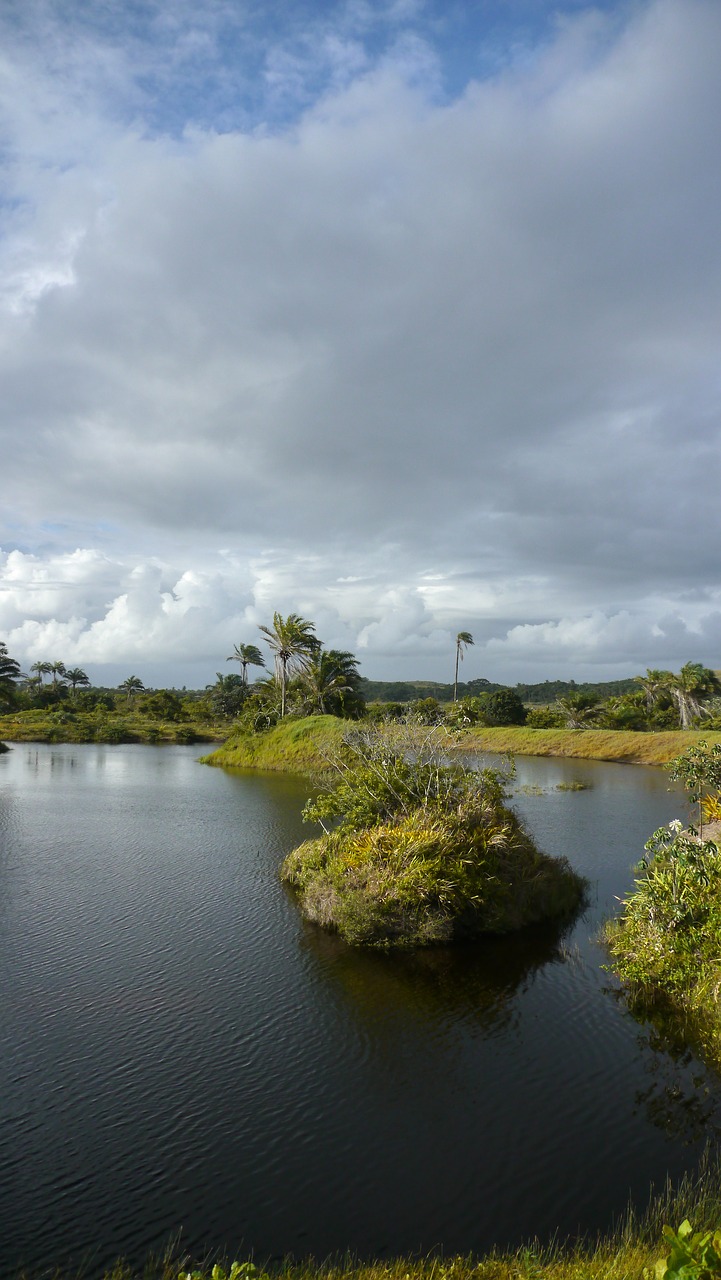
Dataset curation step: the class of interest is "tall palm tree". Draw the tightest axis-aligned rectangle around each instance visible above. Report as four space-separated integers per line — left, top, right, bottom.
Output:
227 643 265 686
453 631 474 702
119 675 145 703
31 660 52 684
65 668 90 696
258 613 320 717
665 663 721 729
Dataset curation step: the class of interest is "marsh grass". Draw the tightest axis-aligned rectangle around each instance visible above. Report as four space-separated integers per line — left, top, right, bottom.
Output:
0 708 220 746
22 1148 721 1280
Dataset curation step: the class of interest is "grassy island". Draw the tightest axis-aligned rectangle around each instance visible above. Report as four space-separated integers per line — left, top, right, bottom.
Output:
279 726 585 947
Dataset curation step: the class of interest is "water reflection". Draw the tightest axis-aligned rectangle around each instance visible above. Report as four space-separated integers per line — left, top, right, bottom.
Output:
300 915 581 1037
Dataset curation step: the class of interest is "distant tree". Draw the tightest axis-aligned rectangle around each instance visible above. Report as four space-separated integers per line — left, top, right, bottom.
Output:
408 697 443 725
31 661 53 684
259 613 321 717
0 642 22 709
140 690 184 721
119 675 145 703
635 668 673 713
208 673 246 719
453 632 474 702
227 642 266 686
556 692 599 729
65 667 90 696
483 688 527 726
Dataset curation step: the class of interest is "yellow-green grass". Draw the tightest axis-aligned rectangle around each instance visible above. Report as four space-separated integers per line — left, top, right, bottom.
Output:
456 726 721 766
20 1148 721 1280
202 715 348 772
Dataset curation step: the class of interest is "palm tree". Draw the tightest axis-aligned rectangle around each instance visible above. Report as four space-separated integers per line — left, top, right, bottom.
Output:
634 668 672 713
258 613 320 717
119 675 145 703
49 661 67 689
0 642 21 709
453 631 474 702
65 668 90 697
31 660 53 684
301 649 363 716
665 663 721 729
227 643 265 686
556 692 599 729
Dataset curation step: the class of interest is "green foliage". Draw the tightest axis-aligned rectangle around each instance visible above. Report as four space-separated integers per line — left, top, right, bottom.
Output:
0 641 22 710
605 741 721 1069
653 1220 721 1279
526 705 565 728
483 687 528 726
284 725 585 947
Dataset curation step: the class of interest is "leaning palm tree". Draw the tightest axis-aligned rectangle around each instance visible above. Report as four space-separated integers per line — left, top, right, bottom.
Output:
453 631 474 702
258 613 320 718
119 675 145 703
665 663 721 729
65 667 90 696
227 643 265 686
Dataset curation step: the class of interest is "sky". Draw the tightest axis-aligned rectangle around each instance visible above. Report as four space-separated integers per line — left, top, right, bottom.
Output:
1 0 720 690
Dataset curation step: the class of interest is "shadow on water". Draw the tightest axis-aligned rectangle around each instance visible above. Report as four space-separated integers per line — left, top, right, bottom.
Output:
297 913 581 1038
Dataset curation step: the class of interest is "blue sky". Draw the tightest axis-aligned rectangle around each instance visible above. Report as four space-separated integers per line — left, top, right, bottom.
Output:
1 0 721 688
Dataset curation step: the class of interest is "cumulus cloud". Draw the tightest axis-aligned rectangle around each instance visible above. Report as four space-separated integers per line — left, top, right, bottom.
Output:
1 0 720 683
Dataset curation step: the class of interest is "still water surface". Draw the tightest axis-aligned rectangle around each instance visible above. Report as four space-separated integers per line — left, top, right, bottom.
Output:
2 743 721 1275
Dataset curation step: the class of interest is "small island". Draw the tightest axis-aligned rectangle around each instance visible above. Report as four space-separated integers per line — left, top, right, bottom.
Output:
280 725 586 947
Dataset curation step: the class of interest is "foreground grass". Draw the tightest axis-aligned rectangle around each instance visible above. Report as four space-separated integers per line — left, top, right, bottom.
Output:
19 1149 721 1280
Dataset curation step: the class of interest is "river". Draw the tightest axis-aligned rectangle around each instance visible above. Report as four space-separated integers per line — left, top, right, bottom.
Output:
1 742 719 1276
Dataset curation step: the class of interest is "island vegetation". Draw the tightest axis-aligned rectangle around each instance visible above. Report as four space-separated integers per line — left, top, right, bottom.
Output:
605 740 721 1074
279 723 586 947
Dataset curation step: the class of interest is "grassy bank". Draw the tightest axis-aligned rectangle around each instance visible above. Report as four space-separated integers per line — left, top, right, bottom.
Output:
201 716 348 772
204 719 721 774
457 726 721 765
19 1149 721 1280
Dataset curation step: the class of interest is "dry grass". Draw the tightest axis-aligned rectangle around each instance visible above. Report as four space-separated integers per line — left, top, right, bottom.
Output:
452 727 721 766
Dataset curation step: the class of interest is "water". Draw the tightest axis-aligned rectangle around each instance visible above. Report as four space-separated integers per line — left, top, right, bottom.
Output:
1 743 719 1276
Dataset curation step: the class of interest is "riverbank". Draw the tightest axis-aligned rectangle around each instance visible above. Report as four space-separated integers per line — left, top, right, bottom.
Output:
0 708 225 746
203 719 721 773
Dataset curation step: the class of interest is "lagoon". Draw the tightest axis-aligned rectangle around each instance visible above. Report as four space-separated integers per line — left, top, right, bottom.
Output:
1 743 720 1277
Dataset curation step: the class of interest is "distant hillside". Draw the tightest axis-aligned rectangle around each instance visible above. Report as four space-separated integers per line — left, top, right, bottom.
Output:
358 676 639 705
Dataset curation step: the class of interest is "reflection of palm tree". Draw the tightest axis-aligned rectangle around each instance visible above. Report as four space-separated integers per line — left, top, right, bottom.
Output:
258 613 320 717
227 643 265 686
453 632 474 702
665 663 720 729
119 675 145 703
65 667 90 696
